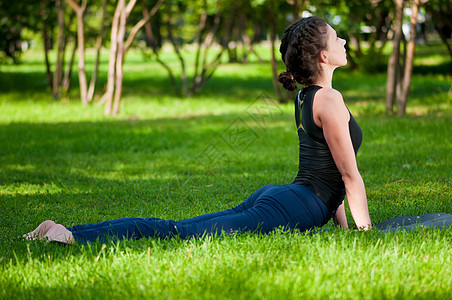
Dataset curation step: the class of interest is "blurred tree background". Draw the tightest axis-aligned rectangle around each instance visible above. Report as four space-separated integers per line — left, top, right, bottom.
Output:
0 0 450 115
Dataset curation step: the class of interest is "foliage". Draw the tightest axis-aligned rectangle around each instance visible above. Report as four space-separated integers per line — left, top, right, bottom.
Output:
313 0 393 72
0 0 42 63
2 0 451 110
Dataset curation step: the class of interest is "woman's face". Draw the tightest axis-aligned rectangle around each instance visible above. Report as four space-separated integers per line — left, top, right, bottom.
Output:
323 24 347 67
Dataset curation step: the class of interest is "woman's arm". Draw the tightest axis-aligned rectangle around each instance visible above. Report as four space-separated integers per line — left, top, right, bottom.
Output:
333 201 349 230
313 88 372 230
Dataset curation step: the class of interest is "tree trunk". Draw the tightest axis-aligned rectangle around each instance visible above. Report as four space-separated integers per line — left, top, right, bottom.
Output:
100 0 162 115
111 0 163 114
369 6 390 51
42 24 53 92
62 38 77 93
41 0 53 91
87 0 107 102
143 1 178 94
228 12 240 63
123 0 164 53
292 0 304 20
241 31 265 64
237 13 247 64
192 3 225 95
397 0 420 116
77 1 88 105
142 1 155 49
268 0 283 102
193 1 208 82
396 34 407 103
167 1 188 95
191 3 233 95
434 25 452 62
424 2 452 62
155 53 180 95
385 0 404 115
53 0 66 99
66 0 88 105
112 0 127 116
101 0 122 115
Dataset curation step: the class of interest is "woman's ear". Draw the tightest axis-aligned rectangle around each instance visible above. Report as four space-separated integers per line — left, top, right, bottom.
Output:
318 50 328 64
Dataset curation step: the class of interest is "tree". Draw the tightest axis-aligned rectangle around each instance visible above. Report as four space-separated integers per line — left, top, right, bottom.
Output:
248 0 295 102
0 1 42 63
99 0 164 115
397 0 420 115
35 0 78 97
189 0 234 95
40 0 55 92
87 0 108 102
386 0 404 115
148 0 234 97
314 0 392 72
268 0 283 102
386 0 421 115
66 0 88 105
65 0 108 105
424 0 452 61
53 0 65 98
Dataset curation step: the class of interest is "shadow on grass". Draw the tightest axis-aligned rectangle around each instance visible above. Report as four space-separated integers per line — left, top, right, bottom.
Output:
1 62 449 105
122 74 276 100
0 72 51 95
413 61 452 75
0 69 275 102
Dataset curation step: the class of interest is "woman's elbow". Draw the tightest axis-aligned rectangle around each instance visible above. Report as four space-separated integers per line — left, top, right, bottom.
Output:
341 170 362 185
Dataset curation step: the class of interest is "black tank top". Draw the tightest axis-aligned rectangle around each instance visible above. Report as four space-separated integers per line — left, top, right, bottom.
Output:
292 85 363 213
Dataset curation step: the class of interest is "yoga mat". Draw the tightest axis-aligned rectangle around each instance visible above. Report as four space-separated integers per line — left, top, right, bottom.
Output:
375 212 452 233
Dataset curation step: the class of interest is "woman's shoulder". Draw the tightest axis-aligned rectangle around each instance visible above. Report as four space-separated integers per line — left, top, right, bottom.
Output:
315 87 343 103
313 87 349 125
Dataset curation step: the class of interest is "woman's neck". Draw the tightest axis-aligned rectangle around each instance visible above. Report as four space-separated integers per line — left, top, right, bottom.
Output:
314 66 335 88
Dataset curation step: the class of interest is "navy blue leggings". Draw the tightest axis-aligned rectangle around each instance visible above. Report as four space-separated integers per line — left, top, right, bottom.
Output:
67 184 332 244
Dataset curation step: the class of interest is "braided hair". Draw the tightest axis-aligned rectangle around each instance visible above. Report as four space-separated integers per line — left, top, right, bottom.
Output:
278 16 328 91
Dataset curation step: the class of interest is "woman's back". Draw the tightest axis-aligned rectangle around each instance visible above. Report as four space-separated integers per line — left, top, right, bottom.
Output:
293 85 362 214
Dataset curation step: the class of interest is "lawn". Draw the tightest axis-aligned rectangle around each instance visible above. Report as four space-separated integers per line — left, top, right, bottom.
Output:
0 43 451 299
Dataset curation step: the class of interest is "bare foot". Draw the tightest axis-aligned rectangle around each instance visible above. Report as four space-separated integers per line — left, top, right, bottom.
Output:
23 220 56 241
44 224 75 244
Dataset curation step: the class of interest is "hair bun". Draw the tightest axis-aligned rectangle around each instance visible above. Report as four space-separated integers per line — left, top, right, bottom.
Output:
277 71 297 91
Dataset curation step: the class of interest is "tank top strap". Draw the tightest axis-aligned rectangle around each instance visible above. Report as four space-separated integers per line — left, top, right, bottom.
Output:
294 90 303 128
295 85 325 145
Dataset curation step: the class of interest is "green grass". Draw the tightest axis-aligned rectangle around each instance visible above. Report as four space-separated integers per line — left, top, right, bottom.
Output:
0 44 451 299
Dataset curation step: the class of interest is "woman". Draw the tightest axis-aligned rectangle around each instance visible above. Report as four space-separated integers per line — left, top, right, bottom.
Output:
24 16 372 245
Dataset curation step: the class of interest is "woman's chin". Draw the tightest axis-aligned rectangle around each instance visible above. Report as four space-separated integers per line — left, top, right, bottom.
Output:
341 58 348 67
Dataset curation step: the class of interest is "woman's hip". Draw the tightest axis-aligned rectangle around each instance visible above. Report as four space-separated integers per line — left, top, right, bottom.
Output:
254 184 331 229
